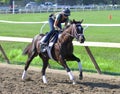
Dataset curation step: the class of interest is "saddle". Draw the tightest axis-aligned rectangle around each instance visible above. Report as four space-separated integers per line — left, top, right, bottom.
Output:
40 31 59 60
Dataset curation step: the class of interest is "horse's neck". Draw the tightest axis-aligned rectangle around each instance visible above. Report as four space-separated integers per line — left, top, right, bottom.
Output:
58 26 74 44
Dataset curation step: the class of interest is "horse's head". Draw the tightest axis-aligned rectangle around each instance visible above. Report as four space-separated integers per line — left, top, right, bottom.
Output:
70 19 85 43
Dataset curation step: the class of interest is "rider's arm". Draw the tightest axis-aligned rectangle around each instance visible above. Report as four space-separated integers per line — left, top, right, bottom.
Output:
54 14 61 30
64 21 68 26
54 20 60 30
64 18 69 26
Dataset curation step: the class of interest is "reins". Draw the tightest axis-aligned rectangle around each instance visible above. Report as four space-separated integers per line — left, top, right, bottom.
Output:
64 23 83 40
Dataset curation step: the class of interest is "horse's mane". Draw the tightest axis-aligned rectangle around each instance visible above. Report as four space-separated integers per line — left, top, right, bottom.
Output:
62 24 71 31
62 19 83 31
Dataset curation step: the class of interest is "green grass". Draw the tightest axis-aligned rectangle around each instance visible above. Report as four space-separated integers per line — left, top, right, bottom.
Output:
0 10 120 75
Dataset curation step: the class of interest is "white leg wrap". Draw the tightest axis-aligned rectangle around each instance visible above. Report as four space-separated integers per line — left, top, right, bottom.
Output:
42 75 47 83
22 70 27 80
68 71 74 81
78 62 82 71
68 71 76 84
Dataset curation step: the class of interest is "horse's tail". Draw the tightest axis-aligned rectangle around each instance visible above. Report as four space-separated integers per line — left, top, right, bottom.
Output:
22 43 32 55
22 34 44 56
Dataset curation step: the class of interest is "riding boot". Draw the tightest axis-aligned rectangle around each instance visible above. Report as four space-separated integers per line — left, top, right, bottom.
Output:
40 29 54 52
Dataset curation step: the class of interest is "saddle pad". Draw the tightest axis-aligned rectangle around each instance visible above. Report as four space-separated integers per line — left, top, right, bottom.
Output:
46 42 55 60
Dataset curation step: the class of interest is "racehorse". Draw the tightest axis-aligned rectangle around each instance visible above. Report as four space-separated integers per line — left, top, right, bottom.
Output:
22 19 85 84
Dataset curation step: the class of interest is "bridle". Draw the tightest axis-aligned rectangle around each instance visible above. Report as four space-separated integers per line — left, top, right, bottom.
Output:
65 23 84 40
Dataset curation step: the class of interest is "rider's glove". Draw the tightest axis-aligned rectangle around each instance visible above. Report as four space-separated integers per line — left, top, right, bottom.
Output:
54 26 61 31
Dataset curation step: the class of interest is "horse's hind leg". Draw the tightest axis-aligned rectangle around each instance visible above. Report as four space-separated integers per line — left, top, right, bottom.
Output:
22 53 35 80
40 56 49 83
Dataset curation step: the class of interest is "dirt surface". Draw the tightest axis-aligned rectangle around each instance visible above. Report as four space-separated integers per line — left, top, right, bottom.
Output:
0 63 120 94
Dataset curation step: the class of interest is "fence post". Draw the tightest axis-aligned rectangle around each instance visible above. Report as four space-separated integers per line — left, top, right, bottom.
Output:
84 46 101 74
0 44 10 64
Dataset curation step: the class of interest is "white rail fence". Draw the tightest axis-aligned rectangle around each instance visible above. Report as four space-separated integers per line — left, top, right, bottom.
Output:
1 20 120 26
0 20 120 74
0 20 120 48
0 36 120 48
1 20 120 33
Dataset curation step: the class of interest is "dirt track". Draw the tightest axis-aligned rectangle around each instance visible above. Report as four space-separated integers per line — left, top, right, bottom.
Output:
0 63 120 94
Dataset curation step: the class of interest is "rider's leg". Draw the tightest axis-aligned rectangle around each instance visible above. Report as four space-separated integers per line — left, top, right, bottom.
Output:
40 18 55 52
41 17 55 44
42 31 53 44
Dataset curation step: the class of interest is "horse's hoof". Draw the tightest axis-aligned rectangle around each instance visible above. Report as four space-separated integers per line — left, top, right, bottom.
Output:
79 73 83 80
72 80 76 85
22 76 25 80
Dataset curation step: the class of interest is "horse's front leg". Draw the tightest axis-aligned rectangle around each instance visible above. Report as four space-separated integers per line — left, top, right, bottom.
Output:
59 56 76 84
78 61 83 80
66 54 83 80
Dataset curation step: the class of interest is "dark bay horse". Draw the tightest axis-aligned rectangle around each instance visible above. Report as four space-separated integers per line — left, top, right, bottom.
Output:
22 19 85 84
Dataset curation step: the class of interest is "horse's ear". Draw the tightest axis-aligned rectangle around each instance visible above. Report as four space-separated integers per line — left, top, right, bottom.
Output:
73 19 76 23
80 19 84 23
69 20 72 24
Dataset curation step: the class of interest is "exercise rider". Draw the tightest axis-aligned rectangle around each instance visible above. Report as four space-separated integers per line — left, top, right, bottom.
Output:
40 8 71 52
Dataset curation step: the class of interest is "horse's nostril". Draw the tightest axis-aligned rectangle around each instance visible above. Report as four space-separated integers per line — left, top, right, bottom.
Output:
79 36 85 43
80 41 84 43
80 38 85 43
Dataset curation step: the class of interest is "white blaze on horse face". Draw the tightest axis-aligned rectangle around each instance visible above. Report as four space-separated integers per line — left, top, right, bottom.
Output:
78 62 82 71
22 70 27 80
42 75 47 83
